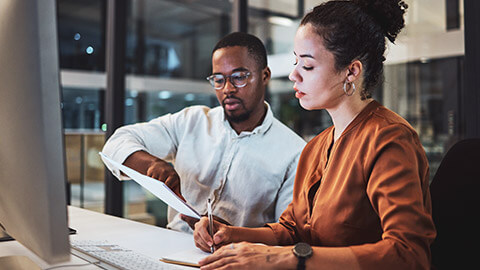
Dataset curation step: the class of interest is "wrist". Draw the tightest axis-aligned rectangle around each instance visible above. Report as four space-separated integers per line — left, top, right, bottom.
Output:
268 246 297 270
285 248 299 269
292 242 313 270
227 226 240 243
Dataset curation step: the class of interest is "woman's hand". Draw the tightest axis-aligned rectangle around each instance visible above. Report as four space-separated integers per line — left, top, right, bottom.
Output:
194 217 232 252
198 242 295 270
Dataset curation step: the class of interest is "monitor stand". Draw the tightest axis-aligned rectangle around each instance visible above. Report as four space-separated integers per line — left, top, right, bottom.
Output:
0 228 14 242
0 227 76 242
0 227 41 269
0 256 41 270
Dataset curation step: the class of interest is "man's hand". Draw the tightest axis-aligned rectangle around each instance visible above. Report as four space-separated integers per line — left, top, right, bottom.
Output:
180 214 200 229
145 159 184 200
124 151 184 201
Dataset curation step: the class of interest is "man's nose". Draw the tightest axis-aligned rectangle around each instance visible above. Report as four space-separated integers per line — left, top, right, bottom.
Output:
222 78 237 94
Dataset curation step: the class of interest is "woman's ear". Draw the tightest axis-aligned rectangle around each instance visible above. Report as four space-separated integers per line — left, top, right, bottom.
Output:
346 60 362 82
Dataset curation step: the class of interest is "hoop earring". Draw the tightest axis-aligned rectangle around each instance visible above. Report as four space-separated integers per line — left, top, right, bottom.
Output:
343 80 356 96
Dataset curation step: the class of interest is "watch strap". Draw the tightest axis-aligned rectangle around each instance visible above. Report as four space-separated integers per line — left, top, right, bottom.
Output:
297 256 306 270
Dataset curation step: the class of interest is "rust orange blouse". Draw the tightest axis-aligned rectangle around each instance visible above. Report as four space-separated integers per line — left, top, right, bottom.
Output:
267 101 436 269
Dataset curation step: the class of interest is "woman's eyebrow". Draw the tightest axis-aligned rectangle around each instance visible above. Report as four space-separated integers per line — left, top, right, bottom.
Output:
293 51 315 59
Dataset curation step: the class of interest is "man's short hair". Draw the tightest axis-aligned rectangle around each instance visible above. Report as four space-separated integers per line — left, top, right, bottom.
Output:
212 32 268 70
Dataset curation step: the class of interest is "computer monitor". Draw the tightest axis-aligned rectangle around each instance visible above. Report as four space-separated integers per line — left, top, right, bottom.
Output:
0 0 70 265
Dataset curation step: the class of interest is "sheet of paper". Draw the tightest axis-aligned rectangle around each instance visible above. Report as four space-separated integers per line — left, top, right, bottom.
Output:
160 248 210 268
99 152 201 219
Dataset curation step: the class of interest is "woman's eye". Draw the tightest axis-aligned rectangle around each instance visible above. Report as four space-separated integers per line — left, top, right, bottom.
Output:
302 66 314 71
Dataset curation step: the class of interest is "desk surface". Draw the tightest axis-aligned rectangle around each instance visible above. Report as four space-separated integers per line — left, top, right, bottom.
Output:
0 206 198 269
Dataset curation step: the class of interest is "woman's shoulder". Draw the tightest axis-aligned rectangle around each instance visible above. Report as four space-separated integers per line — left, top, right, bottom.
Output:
359 105 421 147
304 125 334 149
365 105 417 134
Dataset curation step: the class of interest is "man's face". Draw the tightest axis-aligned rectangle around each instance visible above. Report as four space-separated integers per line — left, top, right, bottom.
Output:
211 46 268 123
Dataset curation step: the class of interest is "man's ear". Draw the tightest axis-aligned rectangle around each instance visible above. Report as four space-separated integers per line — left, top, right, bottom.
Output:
262 67 271 85
346 60 362 82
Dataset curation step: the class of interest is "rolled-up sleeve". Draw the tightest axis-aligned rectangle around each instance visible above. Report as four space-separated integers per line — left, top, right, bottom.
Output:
102 112 180 179
266 202 298 245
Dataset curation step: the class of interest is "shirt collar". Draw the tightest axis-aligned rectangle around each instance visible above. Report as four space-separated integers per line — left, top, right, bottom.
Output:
222 101 273 137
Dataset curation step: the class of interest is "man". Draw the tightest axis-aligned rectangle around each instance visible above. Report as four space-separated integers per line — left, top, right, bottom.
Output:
102 32 306 233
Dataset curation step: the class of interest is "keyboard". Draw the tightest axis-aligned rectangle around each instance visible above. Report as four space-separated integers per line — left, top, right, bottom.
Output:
71 240 181 270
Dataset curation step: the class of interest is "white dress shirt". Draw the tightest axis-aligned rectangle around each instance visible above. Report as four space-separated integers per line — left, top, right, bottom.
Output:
102 103 306 233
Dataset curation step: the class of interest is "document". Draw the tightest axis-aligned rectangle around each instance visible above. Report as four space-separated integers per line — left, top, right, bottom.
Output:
99 152 201 219
160 248 210 268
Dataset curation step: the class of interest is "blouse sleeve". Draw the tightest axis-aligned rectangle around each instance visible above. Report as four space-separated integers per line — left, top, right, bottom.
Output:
350 124 436 269
265 201 299 245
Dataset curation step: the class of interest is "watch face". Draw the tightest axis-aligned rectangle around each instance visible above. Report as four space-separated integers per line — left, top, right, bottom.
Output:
294 242 313 258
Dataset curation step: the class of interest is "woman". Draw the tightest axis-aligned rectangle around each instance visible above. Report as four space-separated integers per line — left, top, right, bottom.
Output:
194 0 436 269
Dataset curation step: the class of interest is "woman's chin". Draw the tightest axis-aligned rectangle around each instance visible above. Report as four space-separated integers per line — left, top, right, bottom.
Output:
299 100 315 111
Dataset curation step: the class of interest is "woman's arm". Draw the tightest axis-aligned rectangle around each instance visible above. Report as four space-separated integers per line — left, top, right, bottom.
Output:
198 242 361 270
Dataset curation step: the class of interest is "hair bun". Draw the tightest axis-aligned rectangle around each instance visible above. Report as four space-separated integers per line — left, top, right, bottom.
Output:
352 0 408 43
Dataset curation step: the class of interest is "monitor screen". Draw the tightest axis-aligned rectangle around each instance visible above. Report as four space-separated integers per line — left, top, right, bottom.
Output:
0 0 70 265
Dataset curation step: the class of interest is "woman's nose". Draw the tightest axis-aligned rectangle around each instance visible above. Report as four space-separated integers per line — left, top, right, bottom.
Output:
289 68 299 83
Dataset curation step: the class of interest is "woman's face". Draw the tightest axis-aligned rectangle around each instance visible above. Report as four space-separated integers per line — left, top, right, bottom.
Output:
289 23 347 111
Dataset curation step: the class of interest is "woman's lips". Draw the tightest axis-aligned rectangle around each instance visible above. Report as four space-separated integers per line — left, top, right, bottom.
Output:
294 88 306 99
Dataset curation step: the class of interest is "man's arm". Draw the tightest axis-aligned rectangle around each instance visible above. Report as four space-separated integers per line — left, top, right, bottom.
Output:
274 157 299 220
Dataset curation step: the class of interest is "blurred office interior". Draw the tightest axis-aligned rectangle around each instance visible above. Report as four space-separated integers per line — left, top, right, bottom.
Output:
57 0 475 227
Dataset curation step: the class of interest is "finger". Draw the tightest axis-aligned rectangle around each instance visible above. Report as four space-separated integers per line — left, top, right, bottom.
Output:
199 217 214 246
164 175 184 200
213 230 227 246
180 214 199 229
194 225 213 251
199 252 238 269
212 224 231 247
194 217 214 249
194 232 213 252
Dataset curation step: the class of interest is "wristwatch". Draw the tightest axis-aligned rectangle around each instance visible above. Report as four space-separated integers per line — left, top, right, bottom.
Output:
292 242 313 270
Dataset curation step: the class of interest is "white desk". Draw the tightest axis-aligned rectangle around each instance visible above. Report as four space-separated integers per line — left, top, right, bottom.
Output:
0 206 199 269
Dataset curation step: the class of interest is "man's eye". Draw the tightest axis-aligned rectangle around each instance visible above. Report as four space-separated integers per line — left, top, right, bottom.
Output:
214 78 225 83
302 66 313 71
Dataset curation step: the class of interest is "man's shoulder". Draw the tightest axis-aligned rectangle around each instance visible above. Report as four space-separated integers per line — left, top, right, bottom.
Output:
175 105 222 120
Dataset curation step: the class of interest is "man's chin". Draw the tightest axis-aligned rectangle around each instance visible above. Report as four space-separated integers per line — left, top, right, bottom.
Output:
225 111 250 123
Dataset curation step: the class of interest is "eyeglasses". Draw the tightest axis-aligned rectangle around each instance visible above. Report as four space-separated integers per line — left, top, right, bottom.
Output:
206 71 251 90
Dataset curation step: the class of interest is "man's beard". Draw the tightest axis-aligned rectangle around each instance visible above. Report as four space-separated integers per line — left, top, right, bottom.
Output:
222 97 250 123
225 110 250 123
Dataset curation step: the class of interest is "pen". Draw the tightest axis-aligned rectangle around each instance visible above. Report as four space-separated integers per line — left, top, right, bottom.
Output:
207 198 215 253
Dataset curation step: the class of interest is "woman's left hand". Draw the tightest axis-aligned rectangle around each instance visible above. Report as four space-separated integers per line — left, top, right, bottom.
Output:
198 242 295 270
